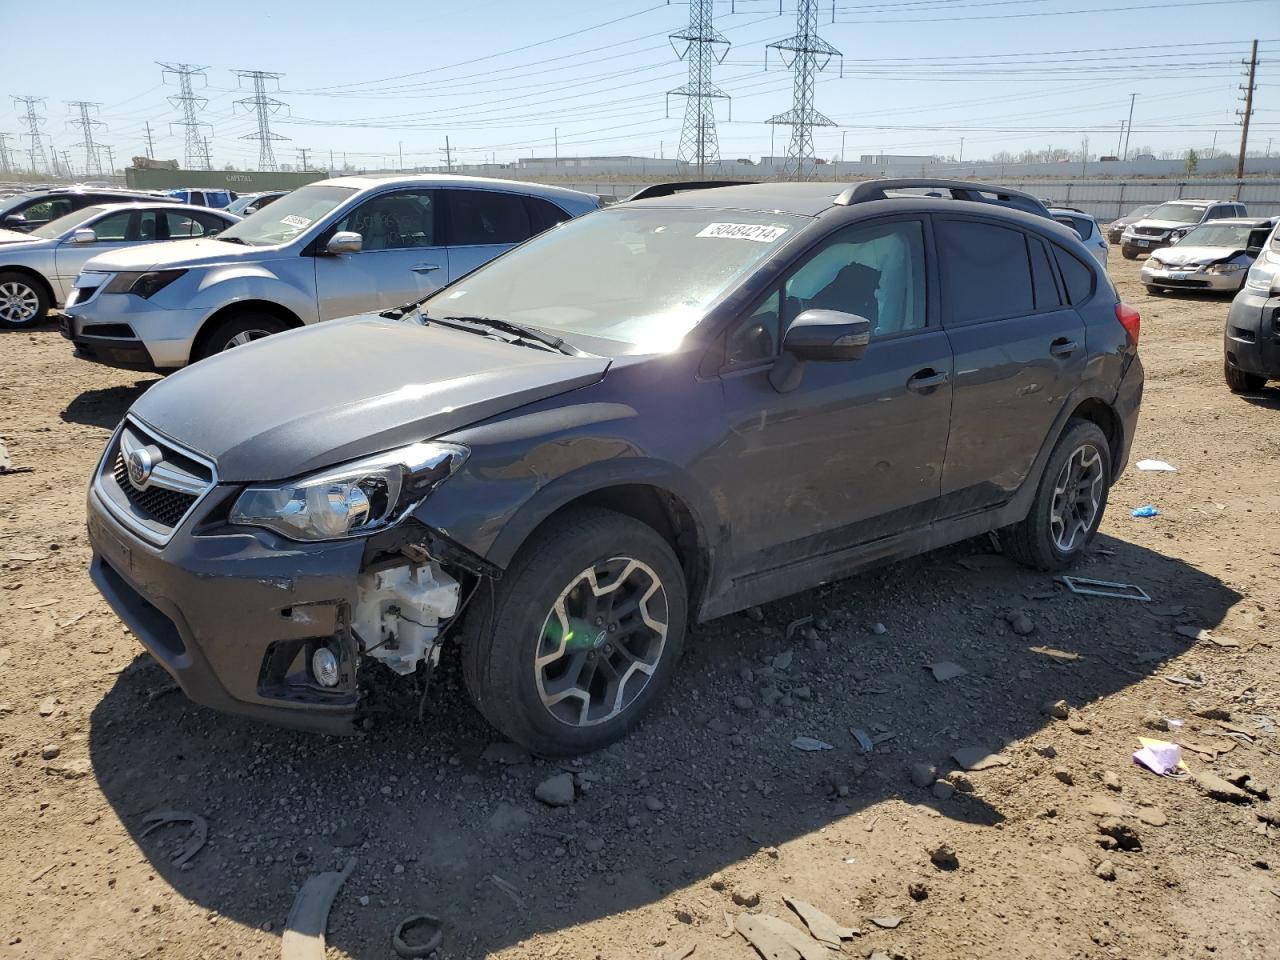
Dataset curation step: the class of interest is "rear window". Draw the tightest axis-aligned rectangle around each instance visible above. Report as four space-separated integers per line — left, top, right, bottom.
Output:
1052 246 1095 305
936 219 1034 324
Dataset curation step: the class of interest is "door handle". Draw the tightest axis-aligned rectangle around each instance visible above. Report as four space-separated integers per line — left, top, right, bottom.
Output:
410 263 441 273
1050 337 1078 357
906 368 948 392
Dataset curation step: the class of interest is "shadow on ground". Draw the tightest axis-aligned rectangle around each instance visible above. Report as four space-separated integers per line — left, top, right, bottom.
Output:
88 532 1236 956
61 381 155 429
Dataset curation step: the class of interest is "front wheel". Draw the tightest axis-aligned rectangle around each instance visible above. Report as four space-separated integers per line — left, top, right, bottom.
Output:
1224 361 1265 393
461 507 687 755
1121 247 1140 260
1004 420 1112 572
0 271 50 329
195 313 291 362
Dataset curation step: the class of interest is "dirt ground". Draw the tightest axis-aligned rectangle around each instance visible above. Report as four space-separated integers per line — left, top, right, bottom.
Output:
1 254 1278 960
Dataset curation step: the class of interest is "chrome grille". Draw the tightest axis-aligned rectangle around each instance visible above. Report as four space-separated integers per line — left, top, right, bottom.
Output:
111 452 198 527
1134 226 1167 237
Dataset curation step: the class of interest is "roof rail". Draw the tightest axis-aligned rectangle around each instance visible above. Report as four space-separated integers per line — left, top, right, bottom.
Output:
834 178 1050 217
623 180 755 202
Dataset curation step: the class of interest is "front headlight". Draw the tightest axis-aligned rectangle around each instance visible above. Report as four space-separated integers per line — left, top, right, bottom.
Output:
1145 257 1163 269
230 441 468 541
1168 230 1187 243
103 269 188 298
1206 262 1245 275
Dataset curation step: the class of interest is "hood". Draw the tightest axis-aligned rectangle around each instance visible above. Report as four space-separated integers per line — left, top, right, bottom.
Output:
1131 218 1197 232
0 228 38 244
1150 244 1242 266
129 315 611 481
81 237 274 273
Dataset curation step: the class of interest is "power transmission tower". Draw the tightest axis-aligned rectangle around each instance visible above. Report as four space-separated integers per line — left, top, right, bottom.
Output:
766 1 842 180
144 120 155 160
0 133 12 174
667 0 730 176
12 96 49 175
233 70 289 171
159 62 214 170
1237 39 1259 180
66 101 105 178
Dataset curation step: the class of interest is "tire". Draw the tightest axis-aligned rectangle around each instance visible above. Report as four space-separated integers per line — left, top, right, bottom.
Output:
1004 419 1112 572
1144 285 1161 296
1224 361 1265 393
0 271 50 329
461 506 688 755
195 313 291 361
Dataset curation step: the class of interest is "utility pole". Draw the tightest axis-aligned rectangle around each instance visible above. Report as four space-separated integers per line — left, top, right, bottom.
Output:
159 63 214 170
767 0 842 180
1114 121 1125 158
329 148 334 172
299 147 311 170
203 137 213 170
1237 39 1259 180
66 101 105 177
233 69 289 171
668 0 730 177
12 96 49 174
958 137 964 163
144 120 155 160
103 144 115 175
61 150 73 178
0 133 12 174
554 127 558 165
443 136 452 171
1210 129 1218 157
1122 92 1138 161
840 130 846 162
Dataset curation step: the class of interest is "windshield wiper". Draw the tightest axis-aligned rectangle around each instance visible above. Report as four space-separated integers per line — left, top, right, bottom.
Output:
438 314 576 355
215 235 247 244
422 313 570 355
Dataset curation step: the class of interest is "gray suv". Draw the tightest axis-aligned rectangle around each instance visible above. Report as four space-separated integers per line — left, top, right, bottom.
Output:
86 178 1144 754
62 175 599 371
1120 199 1247 259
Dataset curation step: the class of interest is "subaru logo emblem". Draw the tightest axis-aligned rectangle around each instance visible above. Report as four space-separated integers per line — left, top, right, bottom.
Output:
127 447 156 487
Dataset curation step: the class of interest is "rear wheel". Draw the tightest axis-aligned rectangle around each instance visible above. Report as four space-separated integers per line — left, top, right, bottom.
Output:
1121 247 1140 260
1005 420 1111 572
461 507 687 755
1144 285 1161 295
1224 361 1265 393
195 313 291 361
0 271 49 329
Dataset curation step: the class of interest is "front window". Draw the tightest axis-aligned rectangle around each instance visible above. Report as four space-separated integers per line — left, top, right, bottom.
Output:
425 207 805 352
1148 203 1207 224
30 205 106 239
216 184 357 246
1177 224 1256 248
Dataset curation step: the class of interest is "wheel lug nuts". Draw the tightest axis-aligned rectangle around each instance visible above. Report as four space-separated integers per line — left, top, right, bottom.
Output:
594 616 603 626
607 623 617 633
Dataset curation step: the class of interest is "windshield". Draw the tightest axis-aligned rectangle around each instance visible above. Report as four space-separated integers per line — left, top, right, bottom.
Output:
1178 224 1254 248
30 206 103 240
1125 204 1157 219
423 207 805 352
217 184 356 246
1148 202 1207 224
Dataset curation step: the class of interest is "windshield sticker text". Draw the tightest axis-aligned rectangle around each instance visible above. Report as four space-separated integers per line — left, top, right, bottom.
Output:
280 214 312 228
696 222 788 243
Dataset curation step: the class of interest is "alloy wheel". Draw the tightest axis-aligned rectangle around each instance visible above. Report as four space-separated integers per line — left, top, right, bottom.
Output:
223 329 273 349
0 281 40 325
535 556 669 727
1049 444 1104 553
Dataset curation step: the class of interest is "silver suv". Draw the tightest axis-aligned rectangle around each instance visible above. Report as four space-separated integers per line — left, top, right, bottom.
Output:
1120 199 1247 259
63 175 599 371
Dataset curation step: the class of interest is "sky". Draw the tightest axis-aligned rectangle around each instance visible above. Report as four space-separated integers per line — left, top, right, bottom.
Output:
3 0 1278 173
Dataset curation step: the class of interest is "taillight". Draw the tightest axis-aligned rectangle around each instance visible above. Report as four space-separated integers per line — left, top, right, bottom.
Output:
1115 302 1141 346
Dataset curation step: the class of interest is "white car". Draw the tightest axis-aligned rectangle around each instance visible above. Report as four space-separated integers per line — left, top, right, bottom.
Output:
1049 208 1108 267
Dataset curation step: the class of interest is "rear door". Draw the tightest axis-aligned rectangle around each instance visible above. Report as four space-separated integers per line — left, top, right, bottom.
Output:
313 188 447 320
442 189 547 279
935 217 1087 516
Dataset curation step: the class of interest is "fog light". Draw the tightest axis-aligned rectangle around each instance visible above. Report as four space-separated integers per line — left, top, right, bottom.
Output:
312 647 339 687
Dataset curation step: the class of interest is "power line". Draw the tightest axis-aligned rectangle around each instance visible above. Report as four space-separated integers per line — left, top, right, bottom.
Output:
12 96 49 175
233 70 289 171
668 0 731 174
66 101 105 178
159 62 214 170
768 0 842 179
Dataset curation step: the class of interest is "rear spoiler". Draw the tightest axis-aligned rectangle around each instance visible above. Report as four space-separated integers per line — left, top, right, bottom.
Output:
623 180 755 202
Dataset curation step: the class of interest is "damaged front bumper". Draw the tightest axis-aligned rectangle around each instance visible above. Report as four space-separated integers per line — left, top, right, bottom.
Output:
87 483 465 734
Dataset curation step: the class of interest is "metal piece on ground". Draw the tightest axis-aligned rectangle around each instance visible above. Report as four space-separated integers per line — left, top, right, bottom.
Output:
282 857 356 960
784 615 813 640
1061 576 1152 602
392 913 444 958
140 809 208 867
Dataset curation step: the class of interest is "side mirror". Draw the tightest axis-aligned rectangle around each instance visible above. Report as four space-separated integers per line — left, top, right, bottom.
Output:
769 310 871 393
326 231 362 255
3 214 27 227
70 228 97 244
1246 246 1262 256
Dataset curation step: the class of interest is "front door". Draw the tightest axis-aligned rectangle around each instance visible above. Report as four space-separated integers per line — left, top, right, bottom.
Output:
934 218 1088 515
700 218 954 579
314 188 448 321
53 208 163 302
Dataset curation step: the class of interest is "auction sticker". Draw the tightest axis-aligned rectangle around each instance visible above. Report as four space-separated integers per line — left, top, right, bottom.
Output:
696 222 788 243
280 214 312 228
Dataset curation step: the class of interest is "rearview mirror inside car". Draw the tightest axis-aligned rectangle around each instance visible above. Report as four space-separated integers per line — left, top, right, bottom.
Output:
326 231 363 255
70 228 97 244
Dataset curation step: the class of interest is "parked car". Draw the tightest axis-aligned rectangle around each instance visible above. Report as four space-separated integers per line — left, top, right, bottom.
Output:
165 188 235 209
0 187 168 233
0 202 238 329
1120 199 1247 259
1223 217 1280 392
63 175 599 371
226 190 287 216
1050 207 1108 267
85 178 1143 753
1140 217 1277 296
1106 203 1158 244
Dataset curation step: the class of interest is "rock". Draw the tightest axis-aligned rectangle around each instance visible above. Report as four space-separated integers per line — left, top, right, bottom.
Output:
872 622 887 635
731 886 760 908
929 661 966 682
1223 770 1271 800
734 913 826 960
583 836 604 853
1041 699 1070 720
1067 719 1092 735
1057 845 1091 873
644 795 665 812
870 916 901 929
1143 712 1174 732
487 802 533 836
44 758 91 780
792 685 812 701
1101 771 1122 792
1007 612 1035 635
772 650 794 671
1194 771 1253 804
746 606 765 622
358 895 370 907
37 696 57 717
533 773 576 807
1095 859 1117 881
909 762 937 789
1034 743 1058 758
1085 795 1126 817
951 746 1010 771
1053 767 1074 786
732 695 754 713
928 843 959 871
1097 817 1141 851
783 896 857 945
1137 807 1168 827
331 823 366 847
40 744 60 761
930 780 955 801
908 881 928 901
